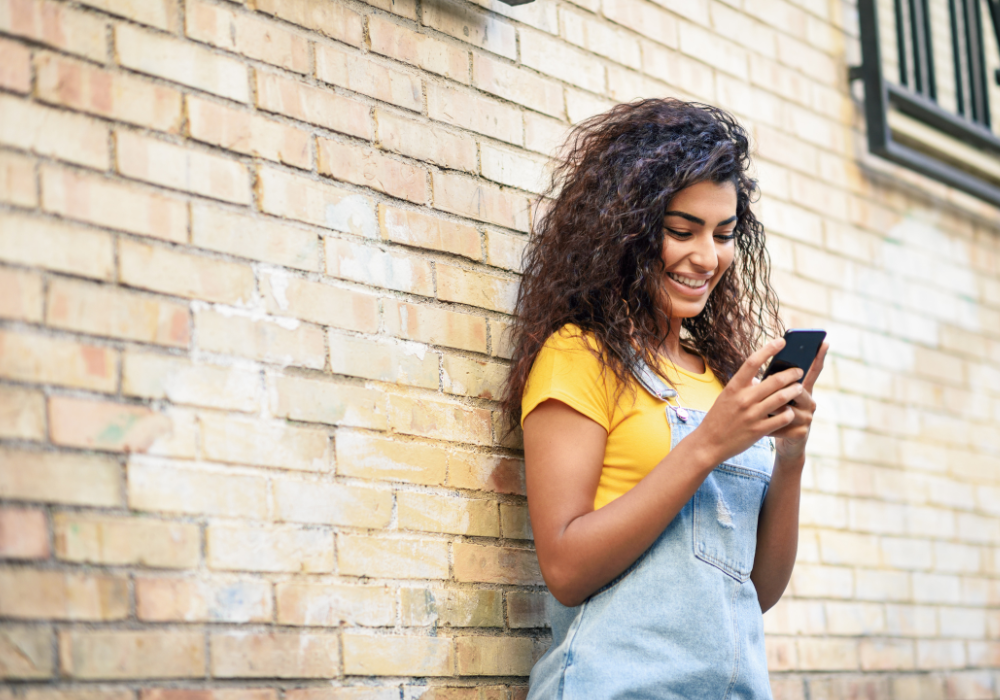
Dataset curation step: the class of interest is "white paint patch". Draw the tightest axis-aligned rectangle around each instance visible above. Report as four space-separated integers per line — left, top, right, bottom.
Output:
399 340 427 360
268 271 290 311
196 301 300 330
326 195 377 238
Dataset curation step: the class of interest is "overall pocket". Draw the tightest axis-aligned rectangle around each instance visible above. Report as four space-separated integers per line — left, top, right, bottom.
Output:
692 462 770 582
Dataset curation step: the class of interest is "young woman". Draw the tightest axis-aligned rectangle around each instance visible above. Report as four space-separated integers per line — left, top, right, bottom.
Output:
500 99 828 698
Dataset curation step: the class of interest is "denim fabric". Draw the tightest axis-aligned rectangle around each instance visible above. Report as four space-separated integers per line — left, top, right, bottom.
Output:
527 359 775 700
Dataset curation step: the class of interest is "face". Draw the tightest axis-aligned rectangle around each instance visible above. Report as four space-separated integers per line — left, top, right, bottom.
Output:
659 179 738 320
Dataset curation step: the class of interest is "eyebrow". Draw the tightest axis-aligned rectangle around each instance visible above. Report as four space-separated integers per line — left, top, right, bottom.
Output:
664 210 738 227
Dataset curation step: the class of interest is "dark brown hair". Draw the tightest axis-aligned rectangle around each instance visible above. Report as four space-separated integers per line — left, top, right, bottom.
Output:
500 98 783 434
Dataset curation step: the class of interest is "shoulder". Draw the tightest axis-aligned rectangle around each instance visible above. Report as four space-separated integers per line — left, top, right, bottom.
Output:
541 324 602 356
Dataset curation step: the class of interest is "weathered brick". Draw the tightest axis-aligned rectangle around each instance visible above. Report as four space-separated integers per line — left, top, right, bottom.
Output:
0 448 120 507
116 24 248 102
520 28 605 93
369 15 469 83
338 535 449 579
195 308 324 369
319 138 428 204
48 396 172 453
501 504 532 540
524 111 570 157
379 206 480 259
0 267 41 323
384 299 488 353
423 0 515 58
480 143 549 195
398 492 499 536
36 52 182 132
376 112 478 174
269 373 386 429
0 625 52 679
0 330 116 392
0 385 43 441
60 630 204 679
342 633 453 676
0 569 127 620
76 0 178 29
0 37 29 93
335 431 447 485
916 640 966 669
388 394 493 445
433 171 531 232
455 636 534 676
602 0 678 45
119 238 254 305
403 587 501 629
329 332 440 389
324 237 434 296
277 582 394 626
254 0 362 46
256 71 370 139
41 166 187 243
485 230 527 272
0 0 107 62
117 130 250 204
123 352 260 412
143 690 275 700
0 211 113 280
507 591 546 628
316 43 422 111
453 543 541 584
200 412 331 471
273 477 392 528
257 166 377 237
472 54 563 118
437 264 518 314
128 456 268 519
186 0 309 73
447 450 524 495
207 524 333 573
191 204 319 270
212 632 338 678
136 576 272 623
188 96 310 169
0 149 36 207
427 83 522 145
561 9 641 69
0 507 48 559
54 513 199 569
261 270 379 331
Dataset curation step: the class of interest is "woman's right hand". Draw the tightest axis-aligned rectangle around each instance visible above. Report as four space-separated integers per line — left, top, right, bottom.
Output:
690 339 805 468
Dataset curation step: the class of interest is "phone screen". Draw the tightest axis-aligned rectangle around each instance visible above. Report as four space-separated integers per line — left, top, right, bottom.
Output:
761 329 826 383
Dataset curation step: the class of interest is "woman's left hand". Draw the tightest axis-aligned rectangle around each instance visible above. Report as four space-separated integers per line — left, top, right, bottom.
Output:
769 342 828 464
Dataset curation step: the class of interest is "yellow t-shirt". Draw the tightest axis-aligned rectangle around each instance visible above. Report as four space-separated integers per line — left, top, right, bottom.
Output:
521 324 725 510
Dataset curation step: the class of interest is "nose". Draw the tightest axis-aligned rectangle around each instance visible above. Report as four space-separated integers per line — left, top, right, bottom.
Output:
687 232 718 272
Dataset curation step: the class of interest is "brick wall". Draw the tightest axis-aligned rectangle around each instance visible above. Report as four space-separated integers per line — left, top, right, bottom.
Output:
0 0 997 698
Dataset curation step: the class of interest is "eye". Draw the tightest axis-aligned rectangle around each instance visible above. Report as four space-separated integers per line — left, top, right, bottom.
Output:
664 228 692 239
714 232 736 241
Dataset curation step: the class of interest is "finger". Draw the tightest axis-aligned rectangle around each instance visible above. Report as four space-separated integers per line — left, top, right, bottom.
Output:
760 382 804 416
761 406 796 433
732 338 785 387
802 342 829 393
751 365 804 402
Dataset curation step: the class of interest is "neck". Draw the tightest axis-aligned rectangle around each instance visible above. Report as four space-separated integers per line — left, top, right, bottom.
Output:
657 317 685 363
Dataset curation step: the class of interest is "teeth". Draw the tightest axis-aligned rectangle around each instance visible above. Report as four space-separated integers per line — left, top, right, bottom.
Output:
668 272 704 288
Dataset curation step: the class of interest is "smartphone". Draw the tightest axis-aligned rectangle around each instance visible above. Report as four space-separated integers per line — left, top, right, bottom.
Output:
761 329 826 383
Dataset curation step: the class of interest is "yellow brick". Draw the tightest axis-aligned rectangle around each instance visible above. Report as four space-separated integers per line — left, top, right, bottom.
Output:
0 329 117 392
54 513 199 569
128 456 267 518
136 576 272 623
261 270 379 330
437 264 517 314
60 630 204 679
316 43 422 111
427 83 522 145
520 27 604 93
48 396 173 453
76 0 178 30
447 450 524 495
796 638 859 671
119 238 255 304
116 23 248 102
0 211 113 280
0 569 128 621
453 543 542 585
269 373 387 429
117 130 250 204
256 71 371 139
455 636 534 676
207 524 333 573
257 165 377 236
277 582 395 626
342 633 453 676
524 111 569 157
195 308 324 369
329 332 440 389
602 0 678 46
36 52 182 132
0 625 52 679
384 299 487 353
273 476 391 528
338 535 449 579
376 111 478 173
123 352 260 412
211 631 339 679
501 504 532 540
388 394 493 445
485 230 528 272
368 15 468 83
0 448 120 506
0 149 36 207
0 385 44 440
335 430 447 485
200 412 331 471
191 203 319 271
792 563 855 598
41 166 188 243
423 0 515 57
0 0 107 61
319 138 428 204
254 0 362 47
472 53 564 118
0 266 42 322
401 587 502 628
186 0 309 73
507 591 546 628
398 492 499 536
0 509 51 560
187 96 310 169
324 237 434 296
433 171 531 232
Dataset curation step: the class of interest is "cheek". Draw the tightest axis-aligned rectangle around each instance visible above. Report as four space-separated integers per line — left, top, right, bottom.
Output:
717 248 736 277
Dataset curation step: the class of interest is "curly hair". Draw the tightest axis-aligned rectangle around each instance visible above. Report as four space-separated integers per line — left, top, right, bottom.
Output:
500 98 783 434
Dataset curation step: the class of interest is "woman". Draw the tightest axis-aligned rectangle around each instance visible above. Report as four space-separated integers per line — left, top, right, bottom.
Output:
500 99 828 698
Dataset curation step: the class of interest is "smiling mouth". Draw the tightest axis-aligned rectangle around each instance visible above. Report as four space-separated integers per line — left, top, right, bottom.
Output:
667 272 709 289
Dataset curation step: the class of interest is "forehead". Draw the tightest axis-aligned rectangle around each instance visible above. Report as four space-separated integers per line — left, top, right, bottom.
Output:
665 180 737 216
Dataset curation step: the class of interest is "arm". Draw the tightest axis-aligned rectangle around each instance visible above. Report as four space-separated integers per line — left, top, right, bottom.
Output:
525 340 806 607
750 343 829 612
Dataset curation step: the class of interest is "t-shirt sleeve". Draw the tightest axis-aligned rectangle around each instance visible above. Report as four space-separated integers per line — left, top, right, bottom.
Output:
520 328 611 431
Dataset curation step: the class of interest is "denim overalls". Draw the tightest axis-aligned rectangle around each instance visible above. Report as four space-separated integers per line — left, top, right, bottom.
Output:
527 357 775 700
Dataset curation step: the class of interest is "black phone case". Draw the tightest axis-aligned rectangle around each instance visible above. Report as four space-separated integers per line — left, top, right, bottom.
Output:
762 330 826 382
